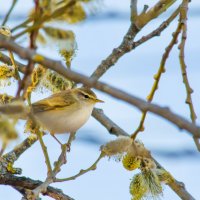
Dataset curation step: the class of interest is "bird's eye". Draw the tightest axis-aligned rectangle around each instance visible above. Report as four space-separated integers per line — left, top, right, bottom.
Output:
84 94 89 99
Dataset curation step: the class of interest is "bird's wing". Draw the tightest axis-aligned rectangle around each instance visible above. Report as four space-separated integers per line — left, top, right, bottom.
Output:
32 91 75 113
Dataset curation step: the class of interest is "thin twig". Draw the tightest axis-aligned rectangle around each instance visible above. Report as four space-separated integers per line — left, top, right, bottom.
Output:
1 0 18 26
130 0 138 22
16 0 40 99
37 131 53 176
178 0 199 151
31 144 68 198
90 22 139 80
131 19 182 140
11 18 32 32
133 6 180 48
55 152 104 182
8 50 21 80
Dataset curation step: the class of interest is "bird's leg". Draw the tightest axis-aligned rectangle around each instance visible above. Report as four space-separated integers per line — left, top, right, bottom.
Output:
66 132 76 152
50 132 63 146
50 133 68 163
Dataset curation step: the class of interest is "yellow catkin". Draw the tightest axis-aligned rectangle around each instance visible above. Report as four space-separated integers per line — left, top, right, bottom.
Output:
0 65 15 79
26 65 46 102
130 174 148 200
0 94 14 104
43 27 75 40
60 48 76 67
43 70 73 92
141 169 163 198
122 154 141 171
56 2 86 24
155 169 174 184
130 170 163 200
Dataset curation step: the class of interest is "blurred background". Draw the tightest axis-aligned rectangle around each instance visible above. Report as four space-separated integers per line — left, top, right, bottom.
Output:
0 0 200 199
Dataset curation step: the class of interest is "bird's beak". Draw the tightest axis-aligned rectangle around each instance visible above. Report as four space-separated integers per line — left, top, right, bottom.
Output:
95 98 104 103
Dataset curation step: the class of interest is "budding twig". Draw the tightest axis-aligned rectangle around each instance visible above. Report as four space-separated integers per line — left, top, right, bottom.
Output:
131 18 182 140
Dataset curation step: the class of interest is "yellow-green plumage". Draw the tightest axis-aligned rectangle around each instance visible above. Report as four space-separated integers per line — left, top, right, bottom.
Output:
31 87 102 134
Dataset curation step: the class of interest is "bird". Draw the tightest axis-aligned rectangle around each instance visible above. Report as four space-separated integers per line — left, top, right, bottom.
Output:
31 87 104 145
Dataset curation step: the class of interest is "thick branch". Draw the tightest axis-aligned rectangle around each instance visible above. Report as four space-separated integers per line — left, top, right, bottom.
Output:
0 36 199 139
0 174 74 200
92 108 128 137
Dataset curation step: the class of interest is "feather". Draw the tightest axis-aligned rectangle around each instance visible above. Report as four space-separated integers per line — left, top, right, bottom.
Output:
32 90 75 113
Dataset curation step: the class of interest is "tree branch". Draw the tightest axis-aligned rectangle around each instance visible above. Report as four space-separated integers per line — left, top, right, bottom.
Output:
178 0 200 151
92 108 128 137
90 0 178 80
90 22 139 80
3 135 38 163
0 174 75 200
0 35 200 139
132 6 180 49
130 0 138 22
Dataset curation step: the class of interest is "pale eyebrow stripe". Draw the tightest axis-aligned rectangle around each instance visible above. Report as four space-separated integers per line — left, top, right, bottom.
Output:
79 91 96 100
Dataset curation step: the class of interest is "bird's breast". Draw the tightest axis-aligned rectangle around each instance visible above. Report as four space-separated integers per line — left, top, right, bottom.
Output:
35 104 94 134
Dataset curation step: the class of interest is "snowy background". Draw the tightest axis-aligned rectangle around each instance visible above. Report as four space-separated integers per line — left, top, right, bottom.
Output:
0 0 200 199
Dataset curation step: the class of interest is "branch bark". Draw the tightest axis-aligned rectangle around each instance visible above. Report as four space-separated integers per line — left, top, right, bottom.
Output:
0 174 75 200
4 135 38 163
